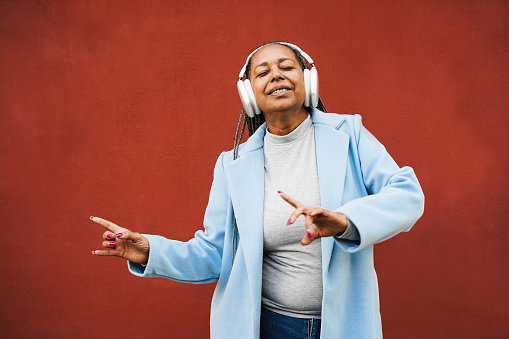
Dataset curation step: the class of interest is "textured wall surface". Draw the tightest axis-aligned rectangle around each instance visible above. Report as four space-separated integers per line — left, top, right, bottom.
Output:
1 1 508 338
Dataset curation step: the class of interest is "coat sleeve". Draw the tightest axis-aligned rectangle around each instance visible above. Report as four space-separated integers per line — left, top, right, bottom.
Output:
128 152 230 283
335 115 425 253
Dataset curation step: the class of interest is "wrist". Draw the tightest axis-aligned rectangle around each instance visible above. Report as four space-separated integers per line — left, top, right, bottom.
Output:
334 213 348 236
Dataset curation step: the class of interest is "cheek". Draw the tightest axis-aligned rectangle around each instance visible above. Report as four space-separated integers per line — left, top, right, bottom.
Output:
251 81 265 99
293 76 306 96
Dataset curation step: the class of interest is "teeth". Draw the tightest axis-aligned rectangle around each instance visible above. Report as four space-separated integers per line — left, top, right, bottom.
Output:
272 88 289 94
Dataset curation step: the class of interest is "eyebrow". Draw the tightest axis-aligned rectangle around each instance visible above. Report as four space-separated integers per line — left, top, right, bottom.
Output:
254 58 295 72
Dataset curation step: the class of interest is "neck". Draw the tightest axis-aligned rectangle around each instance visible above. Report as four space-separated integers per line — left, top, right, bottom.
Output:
263 106 309 136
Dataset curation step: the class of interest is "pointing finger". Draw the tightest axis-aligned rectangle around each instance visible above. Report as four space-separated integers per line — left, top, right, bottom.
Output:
278 191 302 209
90 216 122 233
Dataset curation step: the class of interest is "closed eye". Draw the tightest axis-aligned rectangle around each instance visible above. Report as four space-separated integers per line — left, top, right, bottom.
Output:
257 70 269 77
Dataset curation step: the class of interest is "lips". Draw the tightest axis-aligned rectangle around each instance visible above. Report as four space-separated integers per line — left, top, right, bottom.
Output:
268 85 292 95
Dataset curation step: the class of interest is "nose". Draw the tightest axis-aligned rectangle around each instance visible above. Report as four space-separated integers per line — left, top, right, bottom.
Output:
270 65 284 82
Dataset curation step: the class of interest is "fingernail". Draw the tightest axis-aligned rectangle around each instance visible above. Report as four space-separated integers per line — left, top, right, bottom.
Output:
106 234 113 239
115 233 123 238
307 230 312 238
90 216 94 220
301 241 305 246
306 212 312 216
277 191 283 194
92 250 96 254
109 241 116 246
286 218 292 226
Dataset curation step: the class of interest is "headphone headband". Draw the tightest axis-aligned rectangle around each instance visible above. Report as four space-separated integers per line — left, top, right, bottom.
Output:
238 42 315 79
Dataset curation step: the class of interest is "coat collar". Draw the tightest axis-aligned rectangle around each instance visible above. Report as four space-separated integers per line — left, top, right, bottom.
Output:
224 109 350 293
234 108 348 157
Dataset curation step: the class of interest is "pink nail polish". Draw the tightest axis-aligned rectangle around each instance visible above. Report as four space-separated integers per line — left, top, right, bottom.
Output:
90 216 94 220
109 241 116 246
92 250 96 254
115 233 123 238
286 218 292 226
307 230 312 238
277 191 283 194
106 234 113 239
306 212 312 216
301 241 305 246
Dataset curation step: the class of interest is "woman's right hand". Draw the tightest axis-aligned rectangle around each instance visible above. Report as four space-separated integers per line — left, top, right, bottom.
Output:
90 216 150 265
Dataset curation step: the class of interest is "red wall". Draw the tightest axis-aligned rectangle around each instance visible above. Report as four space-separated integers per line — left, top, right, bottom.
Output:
1 1 508 337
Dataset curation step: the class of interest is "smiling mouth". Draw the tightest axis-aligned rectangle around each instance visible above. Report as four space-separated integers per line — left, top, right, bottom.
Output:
269 88 290 95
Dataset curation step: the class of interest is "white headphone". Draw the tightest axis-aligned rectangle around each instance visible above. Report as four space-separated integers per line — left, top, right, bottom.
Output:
237 42 319 118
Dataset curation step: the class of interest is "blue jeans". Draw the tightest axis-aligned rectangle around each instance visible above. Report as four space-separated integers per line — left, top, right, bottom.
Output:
260 307 321 339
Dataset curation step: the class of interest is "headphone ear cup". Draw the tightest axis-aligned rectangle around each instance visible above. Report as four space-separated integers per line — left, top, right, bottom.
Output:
244 79 261 115
237 80 255 118
309 67 319 108
303 68 311 107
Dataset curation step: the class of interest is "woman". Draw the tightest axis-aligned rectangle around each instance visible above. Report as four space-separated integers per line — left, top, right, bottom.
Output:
91 42 424 338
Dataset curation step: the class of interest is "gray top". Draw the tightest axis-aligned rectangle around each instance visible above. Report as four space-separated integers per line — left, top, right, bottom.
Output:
261 114 323 318
261 114 360 318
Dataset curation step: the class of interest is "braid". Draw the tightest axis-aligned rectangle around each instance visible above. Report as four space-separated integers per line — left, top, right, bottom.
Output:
233 108 247 160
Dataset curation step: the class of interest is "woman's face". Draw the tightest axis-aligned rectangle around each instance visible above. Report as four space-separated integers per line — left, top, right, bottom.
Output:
248 44 306 115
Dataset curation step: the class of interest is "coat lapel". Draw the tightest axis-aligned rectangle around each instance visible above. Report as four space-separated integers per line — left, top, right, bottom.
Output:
311 110 350 280
224 125 266 304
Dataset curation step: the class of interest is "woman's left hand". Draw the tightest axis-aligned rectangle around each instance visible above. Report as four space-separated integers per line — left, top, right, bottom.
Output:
279 191 348 245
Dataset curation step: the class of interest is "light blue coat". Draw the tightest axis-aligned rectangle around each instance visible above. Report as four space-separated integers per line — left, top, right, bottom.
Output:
129 109 425 338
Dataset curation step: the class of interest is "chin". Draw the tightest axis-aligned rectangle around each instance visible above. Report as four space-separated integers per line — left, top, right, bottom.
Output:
261 98 303 113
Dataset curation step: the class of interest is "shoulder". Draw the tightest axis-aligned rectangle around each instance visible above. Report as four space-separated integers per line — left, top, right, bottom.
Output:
310 109 364 138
